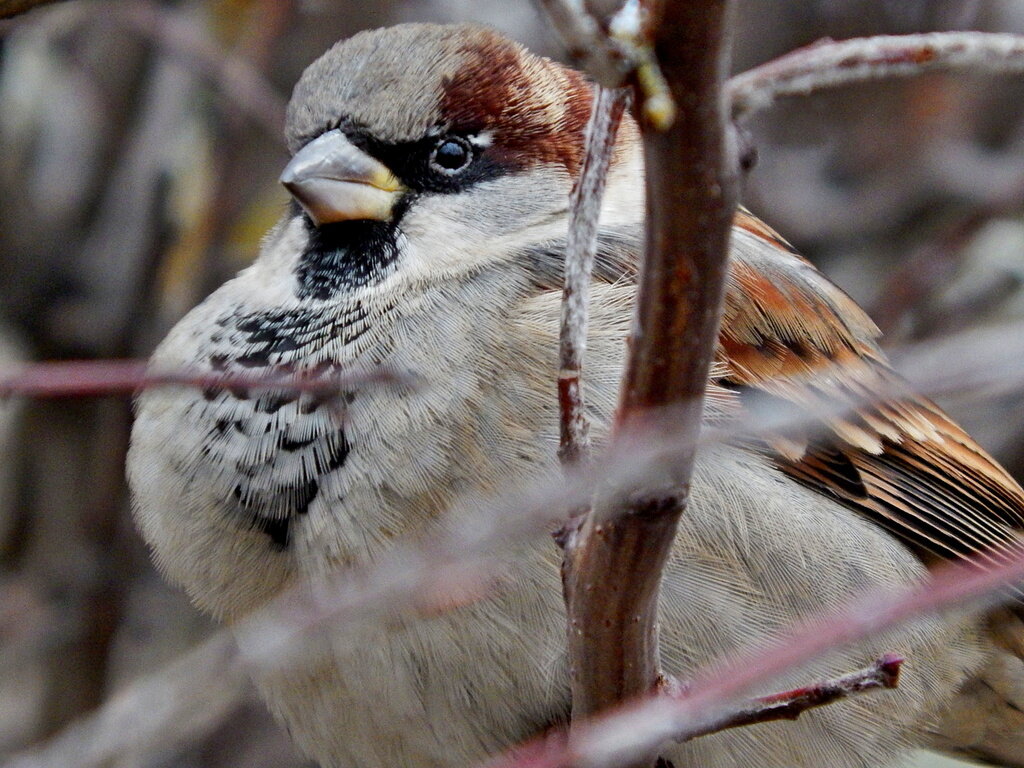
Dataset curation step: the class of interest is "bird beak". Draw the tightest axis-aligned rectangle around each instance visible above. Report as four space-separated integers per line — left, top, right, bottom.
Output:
280 129 405 226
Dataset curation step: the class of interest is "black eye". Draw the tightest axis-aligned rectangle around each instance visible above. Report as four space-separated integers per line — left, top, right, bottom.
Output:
429 136 473 175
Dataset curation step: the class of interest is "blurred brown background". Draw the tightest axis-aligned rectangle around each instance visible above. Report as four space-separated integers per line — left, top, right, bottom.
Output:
0 1 1022 766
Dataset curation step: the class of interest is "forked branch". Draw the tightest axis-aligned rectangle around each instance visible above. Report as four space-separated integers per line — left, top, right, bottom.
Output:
499 654 903 768
557 3 741 761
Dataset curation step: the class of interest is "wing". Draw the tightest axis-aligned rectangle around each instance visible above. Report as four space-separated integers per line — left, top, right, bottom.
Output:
718 210 1024 568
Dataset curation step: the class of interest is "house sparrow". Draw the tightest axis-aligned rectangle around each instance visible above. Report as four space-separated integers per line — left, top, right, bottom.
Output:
127 23 1024 768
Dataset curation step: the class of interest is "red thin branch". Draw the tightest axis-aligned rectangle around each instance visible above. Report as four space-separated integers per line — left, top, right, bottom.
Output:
498 654 902 768
679 654 902 741
729 32 1024 120
0 360 405 400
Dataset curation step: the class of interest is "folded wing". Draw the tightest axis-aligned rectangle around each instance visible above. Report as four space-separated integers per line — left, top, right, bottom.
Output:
718 211 1024 567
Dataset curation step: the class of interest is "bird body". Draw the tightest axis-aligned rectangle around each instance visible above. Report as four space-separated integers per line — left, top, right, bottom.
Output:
127 23 1024 768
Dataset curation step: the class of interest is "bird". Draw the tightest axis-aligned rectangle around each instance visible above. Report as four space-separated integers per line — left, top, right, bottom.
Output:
126 22 1024 768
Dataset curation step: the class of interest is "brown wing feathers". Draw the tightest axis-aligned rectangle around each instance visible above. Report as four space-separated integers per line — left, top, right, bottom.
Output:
721 210 1024 568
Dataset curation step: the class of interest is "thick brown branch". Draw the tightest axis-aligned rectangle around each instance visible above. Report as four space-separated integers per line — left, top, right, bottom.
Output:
729 32 1024 121
617 2 738 416
563 0 740 748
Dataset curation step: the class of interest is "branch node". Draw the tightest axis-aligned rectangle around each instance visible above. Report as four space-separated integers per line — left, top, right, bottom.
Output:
634 52 677 130
607 1 676 129
655 672 687 698
553 509 588 551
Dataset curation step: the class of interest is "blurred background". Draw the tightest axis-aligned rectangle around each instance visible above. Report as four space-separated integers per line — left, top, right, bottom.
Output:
0 1 1022 766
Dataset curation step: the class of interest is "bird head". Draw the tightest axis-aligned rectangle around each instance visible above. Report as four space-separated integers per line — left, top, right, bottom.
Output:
271 23 641 300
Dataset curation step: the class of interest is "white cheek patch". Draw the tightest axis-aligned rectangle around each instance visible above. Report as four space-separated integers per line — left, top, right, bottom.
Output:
216 217 312 311
392 149 645 286
396 170 573 280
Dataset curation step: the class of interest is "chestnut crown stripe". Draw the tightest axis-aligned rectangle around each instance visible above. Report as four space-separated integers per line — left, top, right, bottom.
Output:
286 23 594 174
439 36 594 177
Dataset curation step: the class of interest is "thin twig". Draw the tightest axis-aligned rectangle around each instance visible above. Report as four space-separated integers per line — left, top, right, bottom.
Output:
676 654 903 741
730 32 1024 121
501 654 903 767
0 360 407 400
558 85 628 468
534 1 676 127
11 310 1024 408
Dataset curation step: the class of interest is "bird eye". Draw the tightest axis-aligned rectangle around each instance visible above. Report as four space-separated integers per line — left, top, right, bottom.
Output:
429 136 473 175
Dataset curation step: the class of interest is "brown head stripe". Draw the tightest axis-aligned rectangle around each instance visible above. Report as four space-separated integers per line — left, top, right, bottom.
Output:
439 30 594 177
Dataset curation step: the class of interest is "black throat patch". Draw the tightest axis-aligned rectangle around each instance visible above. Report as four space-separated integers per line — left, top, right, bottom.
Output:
295 208 407 299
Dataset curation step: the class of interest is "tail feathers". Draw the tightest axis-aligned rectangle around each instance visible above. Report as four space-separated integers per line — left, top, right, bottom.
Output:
928 609 1024 767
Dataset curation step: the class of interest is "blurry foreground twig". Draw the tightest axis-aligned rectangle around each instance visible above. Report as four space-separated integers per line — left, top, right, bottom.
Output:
0 359 408 400
730 32 1024 120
